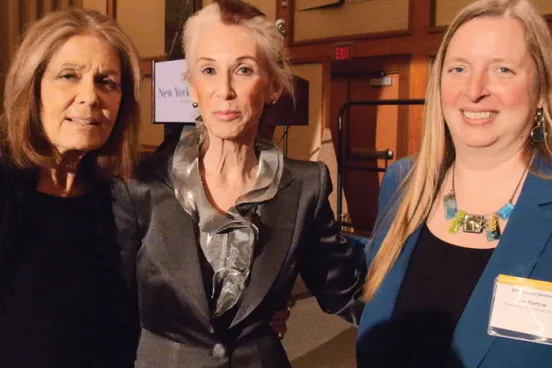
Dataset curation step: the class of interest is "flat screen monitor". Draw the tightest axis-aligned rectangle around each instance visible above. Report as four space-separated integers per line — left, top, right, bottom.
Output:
152 59 197 124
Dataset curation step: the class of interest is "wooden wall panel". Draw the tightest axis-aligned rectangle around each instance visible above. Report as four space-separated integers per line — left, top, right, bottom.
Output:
56 0 72 8
203 0 276 19
42 0 55 12
139 77 164 149
82 0 107 14
22 0 39 25
117 0 165 57
287 0 437 155
296 0 340 12
114 0 165 147
293 0 409 43
534 0 552 15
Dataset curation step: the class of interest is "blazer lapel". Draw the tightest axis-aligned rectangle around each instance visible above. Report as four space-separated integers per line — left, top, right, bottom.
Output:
453 160 552 367
230 168 297 327
149 154 211 323
163 198 212 323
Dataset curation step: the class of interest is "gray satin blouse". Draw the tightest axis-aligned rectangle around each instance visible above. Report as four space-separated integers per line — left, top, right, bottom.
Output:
171 127 283 317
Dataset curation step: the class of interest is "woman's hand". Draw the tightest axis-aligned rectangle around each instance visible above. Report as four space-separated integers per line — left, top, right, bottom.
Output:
270 304 291 339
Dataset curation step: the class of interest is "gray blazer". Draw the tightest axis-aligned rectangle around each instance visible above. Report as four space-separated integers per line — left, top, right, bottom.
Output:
113 152 366 368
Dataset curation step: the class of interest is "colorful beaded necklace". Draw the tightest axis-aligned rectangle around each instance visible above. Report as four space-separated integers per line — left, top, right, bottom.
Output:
443 163 528 241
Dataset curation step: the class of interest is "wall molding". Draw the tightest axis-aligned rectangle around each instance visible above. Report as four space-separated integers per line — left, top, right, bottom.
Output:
106 0 116 18
140 55 166 78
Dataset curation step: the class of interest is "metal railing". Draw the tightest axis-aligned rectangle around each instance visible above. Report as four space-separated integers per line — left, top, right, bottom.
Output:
337 99 425 233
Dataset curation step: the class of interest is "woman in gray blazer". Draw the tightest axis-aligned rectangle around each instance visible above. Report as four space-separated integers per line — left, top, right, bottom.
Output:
113 0 366 367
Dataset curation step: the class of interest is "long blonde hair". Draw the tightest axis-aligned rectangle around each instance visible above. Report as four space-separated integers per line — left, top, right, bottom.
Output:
363 0 552 301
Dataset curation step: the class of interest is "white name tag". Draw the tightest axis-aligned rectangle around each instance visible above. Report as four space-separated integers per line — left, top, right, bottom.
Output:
488 275 552 345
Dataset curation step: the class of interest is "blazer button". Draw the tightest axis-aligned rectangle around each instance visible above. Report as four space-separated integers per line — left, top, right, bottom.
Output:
211 343 227 358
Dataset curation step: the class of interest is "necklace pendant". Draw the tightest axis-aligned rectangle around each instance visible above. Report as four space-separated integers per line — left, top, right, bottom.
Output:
485 213 501 241
449 210 466 234
443 192 458 220
497 202 514 220
462 214 485 233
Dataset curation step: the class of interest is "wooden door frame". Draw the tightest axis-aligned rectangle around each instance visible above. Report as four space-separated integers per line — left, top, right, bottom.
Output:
106 0 116 18
329 55 412 160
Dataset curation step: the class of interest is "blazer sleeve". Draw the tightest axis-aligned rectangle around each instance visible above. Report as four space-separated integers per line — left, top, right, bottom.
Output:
111 179 146 360
112 180 145 289
298 162 367 325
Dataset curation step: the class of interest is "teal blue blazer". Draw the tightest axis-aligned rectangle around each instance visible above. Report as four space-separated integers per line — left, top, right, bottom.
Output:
357 155 552 367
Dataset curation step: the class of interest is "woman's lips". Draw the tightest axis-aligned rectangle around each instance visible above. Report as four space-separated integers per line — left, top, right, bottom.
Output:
66 117 100 126
460 109 498 125
213 111 241 121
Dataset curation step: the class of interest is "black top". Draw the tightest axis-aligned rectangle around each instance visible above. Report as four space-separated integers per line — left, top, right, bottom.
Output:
0 190 134 368
360 224 493 368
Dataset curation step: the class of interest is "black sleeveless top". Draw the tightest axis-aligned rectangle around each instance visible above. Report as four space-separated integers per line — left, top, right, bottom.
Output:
358 224 493 368
0 187 137 368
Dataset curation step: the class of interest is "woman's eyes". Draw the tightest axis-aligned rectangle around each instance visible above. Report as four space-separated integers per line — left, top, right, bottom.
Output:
497 67 513 74
200 66 255 76
56 71 120 90
448 67 465 73
201 67 216 75
237 66 254 75
58 72 78 80
98 78 121 90
445 66 515 75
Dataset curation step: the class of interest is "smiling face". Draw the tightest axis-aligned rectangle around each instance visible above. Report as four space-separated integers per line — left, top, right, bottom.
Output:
40 34 122 155
440 16 539 153
189 21 278 143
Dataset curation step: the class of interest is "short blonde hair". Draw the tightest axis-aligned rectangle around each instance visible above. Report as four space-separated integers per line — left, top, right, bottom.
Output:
364 0 552 301
182 0 294 99
1 8 141 180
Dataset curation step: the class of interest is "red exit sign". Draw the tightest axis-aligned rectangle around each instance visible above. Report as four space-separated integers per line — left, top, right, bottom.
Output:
335 46 351 60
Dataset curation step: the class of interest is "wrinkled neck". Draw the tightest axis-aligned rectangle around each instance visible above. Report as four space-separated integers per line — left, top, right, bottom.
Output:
201 132 258 183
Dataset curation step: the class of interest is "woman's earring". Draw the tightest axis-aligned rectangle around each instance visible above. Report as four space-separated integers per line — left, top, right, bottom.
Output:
531 108 546 142
192 102 198 108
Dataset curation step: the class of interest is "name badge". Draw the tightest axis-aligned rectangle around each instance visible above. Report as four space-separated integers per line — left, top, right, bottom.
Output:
488 275 552 345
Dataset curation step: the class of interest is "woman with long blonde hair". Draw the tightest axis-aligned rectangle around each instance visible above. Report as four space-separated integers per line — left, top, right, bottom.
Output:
357 0 552 366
